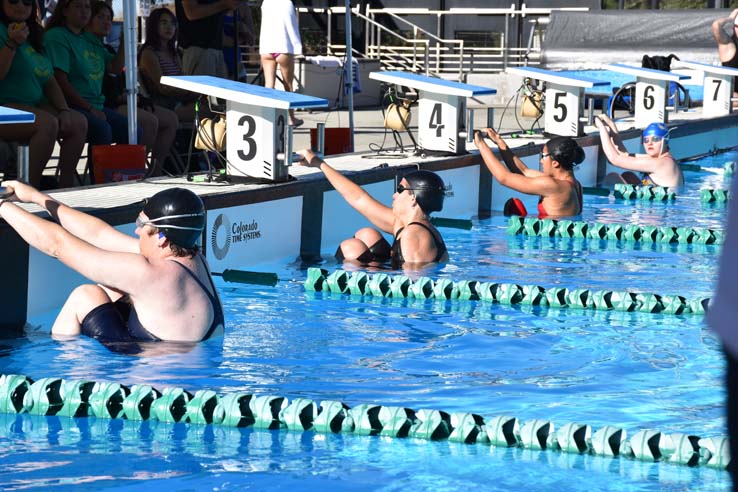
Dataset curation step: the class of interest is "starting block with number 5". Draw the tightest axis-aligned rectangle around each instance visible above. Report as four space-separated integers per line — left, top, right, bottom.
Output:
506 66 609 137
369 71 496 155
161 76 328 181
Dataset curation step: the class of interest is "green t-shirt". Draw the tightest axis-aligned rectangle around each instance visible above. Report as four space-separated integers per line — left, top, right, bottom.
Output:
0 23 53 106
44 27 113 110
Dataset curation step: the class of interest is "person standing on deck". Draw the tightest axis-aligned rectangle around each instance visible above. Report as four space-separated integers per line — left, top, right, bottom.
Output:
712 8 738 104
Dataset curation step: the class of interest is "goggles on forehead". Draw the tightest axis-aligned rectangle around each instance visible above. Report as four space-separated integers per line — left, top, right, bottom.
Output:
394 176 454 196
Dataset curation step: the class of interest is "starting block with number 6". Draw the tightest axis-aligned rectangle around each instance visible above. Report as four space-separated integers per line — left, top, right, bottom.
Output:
672 60 738 118
161 76 328 181
506 66 609 137
369 71 496 155
603 64 688 127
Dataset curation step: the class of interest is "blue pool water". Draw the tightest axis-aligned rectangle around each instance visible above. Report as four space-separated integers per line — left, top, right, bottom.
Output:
0 152 734 491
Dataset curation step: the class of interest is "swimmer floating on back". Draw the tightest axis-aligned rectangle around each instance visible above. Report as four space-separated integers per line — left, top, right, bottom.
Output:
296 148 449 269
0 181 223 344
474 128 584 218
595 114 684 189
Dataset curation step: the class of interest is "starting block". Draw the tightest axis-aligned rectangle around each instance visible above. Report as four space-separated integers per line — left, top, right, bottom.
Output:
368 71 496 155
161 76 328 181
506 66 609 137
0 106 35 183
603 64 688 127
673 60 738 118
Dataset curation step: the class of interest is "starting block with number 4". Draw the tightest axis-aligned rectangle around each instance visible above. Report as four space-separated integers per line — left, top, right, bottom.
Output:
161 76 328 181
506 66 609 137
369 71 496 155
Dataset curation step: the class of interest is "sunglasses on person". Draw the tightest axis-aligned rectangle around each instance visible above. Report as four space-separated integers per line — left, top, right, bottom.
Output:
7 0 33 6
642 135 664 144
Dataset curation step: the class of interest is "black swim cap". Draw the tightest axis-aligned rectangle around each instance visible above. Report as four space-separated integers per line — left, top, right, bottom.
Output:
404 170 446 213
142 188 205 248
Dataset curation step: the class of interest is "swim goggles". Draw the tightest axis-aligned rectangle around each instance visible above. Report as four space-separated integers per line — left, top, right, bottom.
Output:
396 183 454 197
642 135 664 144
136 213 204 231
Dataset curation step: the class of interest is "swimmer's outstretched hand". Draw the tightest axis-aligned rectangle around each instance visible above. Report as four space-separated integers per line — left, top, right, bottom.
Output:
296 149 324 169
0 180 40 204
484 128 505 146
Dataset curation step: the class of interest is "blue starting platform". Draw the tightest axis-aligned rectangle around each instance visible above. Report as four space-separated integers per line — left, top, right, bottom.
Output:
0 106 35 183
161 76 329 181
369 71 496 155
0 106 35 125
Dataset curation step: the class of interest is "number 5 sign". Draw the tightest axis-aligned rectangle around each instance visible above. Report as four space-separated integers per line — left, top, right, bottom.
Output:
544 84 582 137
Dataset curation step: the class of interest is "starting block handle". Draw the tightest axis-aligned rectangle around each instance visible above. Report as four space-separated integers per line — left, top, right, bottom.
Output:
458 108 475 143
316 122 326 155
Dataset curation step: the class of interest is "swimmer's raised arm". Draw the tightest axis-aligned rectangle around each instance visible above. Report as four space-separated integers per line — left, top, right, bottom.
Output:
0 188 150 292
2 180 138 253
474 130 555 195
296 149 395 233
481 128 541 177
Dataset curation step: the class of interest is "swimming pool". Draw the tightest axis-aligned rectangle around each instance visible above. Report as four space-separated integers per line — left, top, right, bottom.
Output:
0 153 733 491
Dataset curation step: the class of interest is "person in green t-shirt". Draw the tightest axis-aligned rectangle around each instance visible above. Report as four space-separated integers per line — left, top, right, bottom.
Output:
0 0 87 188
44 0 133 147
86 1 177 177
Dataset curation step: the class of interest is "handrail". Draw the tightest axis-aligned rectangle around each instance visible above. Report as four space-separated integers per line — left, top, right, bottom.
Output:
295 5 590 78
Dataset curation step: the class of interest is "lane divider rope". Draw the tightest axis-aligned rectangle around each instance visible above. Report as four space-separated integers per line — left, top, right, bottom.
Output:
303 268 709 316
0 373 728 470
506 217 724 246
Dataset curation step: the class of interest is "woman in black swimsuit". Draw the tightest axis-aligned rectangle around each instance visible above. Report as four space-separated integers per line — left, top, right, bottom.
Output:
297 149 449 269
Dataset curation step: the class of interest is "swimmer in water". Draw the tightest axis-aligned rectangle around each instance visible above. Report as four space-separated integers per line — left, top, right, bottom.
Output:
0 181 223 343
596 115 683 189
296 148 449 269
474 128 584 218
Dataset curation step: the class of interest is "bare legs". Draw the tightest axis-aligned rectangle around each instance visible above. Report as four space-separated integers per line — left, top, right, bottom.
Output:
54 108 87 188
118 105 179 176
51 284 112 336
337 227 389 262
260 53 302 126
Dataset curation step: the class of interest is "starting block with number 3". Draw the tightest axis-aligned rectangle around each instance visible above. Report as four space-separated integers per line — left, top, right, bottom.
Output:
161 76 328 181
506 66 609 137
369 71 496 155
603 64 688 127
672 60 738 118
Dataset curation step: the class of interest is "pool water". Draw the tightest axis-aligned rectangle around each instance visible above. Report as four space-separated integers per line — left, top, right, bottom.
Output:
0 152 734 491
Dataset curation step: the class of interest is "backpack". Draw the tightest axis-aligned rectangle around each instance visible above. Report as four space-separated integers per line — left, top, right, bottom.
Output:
641 54 679 72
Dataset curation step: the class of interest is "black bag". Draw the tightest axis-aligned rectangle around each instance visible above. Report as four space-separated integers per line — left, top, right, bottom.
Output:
641 54 679 72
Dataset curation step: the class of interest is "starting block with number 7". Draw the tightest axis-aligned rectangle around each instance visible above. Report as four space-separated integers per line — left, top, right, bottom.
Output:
369 71 496 155
161 76 328 181
506 66 609 137
672 60 738 118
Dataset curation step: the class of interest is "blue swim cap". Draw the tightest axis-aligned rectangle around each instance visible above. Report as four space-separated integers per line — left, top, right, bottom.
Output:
643 122 669 140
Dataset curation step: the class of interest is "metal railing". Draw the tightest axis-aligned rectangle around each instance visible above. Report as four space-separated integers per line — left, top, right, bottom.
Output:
296 4 589 80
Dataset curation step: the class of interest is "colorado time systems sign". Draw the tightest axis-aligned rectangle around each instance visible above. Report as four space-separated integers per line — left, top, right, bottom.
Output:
206 197 303 267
